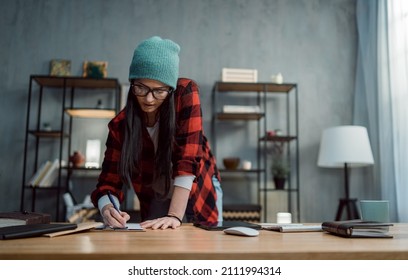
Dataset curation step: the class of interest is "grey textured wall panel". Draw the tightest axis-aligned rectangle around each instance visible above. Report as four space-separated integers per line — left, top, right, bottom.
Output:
0 0 357 222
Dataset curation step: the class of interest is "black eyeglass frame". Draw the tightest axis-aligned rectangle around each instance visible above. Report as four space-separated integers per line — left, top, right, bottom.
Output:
130 82 173 100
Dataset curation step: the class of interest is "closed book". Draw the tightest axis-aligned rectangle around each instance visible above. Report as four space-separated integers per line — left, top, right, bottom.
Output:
322 220 393 238
0 223 77 240
38 159 59 187
27 161 52 187
0 211 51 228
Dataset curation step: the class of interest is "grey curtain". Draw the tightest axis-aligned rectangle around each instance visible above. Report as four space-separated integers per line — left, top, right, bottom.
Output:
354 0 408 222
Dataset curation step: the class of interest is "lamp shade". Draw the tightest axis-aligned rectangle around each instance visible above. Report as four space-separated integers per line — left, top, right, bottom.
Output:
317 126 374 168
85 139 101 168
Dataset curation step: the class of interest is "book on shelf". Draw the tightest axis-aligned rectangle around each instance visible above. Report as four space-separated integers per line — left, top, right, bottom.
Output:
27 159 60 187
0 211 51 228
322 220 393 238
27 160 52 187
38 159 60 187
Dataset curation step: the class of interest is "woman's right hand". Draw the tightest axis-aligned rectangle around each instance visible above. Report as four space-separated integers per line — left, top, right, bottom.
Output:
101 204 130 228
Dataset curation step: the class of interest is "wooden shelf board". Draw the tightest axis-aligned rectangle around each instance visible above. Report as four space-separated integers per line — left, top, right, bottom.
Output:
28 130 68 138
219 168 265 173
62 166 101 170
215 81 296 93
259 188 299 192
259 135 297 142
216 112 264 120
32 75 120 89
65 108 116 118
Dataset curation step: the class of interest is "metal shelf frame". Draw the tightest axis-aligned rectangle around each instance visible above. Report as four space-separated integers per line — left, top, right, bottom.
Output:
21 75 121 221
211 81 299 222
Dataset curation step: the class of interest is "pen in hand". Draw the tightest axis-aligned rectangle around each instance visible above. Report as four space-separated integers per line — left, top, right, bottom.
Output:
107 191 121 213
107 191 127 229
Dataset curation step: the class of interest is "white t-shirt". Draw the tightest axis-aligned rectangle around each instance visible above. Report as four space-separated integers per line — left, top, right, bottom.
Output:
98 121 195 211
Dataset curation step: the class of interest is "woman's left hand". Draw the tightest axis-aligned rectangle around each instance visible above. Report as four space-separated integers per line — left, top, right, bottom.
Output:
140 216 181 230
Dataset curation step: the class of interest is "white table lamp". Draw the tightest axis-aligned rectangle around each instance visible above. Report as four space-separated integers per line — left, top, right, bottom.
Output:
317 125 374 220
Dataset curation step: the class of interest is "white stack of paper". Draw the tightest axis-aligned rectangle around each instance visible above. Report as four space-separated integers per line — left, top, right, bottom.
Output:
223 105 261 113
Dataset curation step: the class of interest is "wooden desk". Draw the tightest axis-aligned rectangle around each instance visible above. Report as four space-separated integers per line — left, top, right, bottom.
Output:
1 224 408 260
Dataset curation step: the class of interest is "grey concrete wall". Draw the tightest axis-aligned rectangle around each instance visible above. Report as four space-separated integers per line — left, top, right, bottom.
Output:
0 0 358 222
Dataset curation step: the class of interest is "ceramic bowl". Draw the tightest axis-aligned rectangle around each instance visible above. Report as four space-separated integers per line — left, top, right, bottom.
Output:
223 157 240 170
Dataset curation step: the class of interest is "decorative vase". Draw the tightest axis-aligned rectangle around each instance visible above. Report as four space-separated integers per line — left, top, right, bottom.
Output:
274 177 286 190
42 122 52 131
69 151 85 168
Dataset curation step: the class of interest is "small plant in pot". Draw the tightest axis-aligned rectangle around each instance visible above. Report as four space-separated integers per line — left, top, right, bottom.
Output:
272 160 289 190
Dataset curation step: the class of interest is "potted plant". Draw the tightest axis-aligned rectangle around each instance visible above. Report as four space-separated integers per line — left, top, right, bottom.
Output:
271 159 289 190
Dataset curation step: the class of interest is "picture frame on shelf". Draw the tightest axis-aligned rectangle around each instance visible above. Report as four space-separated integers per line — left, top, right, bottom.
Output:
82 60 108 79
49 59 71 77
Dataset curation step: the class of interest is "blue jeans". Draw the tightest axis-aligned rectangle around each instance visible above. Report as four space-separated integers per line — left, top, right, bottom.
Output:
147 176 223 222
212 176 223 222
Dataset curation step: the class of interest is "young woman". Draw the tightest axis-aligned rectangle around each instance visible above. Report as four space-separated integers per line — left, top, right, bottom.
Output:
91 36 222 229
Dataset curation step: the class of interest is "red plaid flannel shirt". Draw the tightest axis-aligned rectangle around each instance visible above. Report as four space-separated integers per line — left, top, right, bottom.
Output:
91 78 221 222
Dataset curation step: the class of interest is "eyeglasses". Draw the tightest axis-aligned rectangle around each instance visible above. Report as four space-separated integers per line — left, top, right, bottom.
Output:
131 82 172 100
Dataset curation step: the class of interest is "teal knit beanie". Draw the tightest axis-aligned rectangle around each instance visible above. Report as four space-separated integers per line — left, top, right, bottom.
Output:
129 36 180 89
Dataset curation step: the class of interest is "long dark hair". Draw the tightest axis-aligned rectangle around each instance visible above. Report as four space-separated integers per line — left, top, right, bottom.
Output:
119 87 175 199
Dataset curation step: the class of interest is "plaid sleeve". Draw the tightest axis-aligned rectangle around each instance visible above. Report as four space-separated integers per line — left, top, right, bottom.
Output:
173 79 204 177
90 112 126 207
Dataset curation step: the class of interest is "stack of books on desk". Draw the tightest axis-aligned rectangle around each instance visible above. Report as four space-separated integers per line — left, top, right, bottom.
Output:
0 211 51 227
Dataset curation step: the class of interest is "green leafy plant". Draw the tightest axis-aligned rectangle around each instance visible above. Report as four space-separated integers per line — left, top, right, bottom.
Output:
271 159 290 178
268 141 291 179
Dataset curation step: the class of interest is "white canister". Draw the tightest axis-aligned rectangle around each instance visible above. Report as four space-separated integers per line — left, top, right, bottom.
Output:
242 160 252 170
277 212 292 224
271 73 283 84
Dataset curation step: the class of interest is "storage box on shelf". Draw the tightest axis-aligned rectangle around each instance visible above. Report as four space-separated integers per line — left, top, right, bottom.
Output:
222 204 262 223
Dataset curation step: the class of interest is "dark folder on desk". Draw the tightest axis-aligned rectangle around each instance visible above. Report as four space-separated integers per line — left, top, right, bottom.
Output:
0 223 77 240
322 220 393 238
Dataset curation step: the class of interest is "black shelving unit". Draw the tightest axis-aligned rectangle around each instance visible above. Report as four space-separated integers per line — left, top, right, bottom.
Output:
21 75 121 221
211 81 299 222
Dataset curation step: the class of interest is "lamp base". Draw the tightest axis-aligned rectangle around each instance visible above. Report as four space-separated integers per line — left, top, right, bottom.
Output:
335 198 360 221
